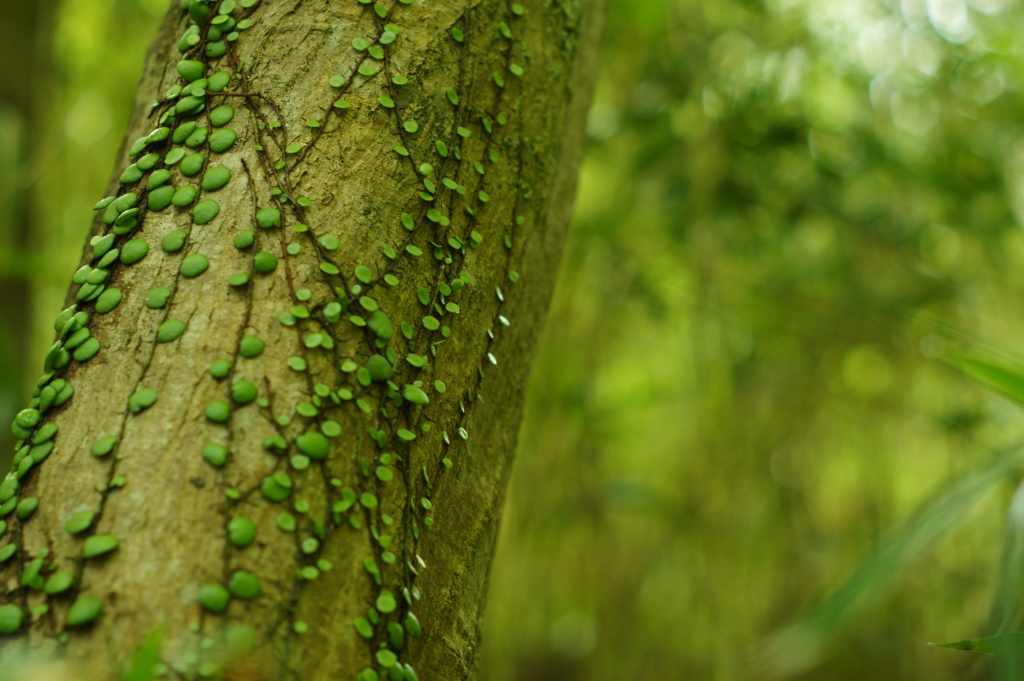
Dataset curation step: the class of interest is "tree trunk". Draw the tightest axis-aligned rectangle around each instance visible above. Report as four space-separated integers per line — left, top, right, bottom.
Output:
0 1 602 679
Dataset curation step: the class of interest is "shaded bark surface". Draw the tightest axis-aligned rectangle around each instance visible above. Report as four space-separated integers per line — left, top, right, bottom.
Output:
0 0 601 680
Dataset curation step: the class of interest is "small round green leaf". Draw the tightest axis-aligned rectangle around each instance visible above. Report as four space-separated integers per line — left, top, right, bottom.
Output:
120 239 149 265
193 199 220 224
82 535 119 558
180 254 209 277
201 167 231 191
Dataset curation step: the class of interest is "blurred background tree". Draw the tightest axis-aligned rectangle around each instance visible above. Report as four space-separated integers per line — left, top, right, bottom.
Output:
6 0 1024 679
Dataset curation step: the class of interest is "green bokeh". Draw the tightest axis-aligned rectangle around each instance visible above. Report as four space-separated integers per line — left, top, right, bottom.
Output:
5 0 1024 678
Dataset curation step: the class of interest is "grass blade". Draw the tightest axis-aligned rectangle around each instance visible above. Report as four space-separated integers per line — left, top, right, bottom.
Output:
944 351 1024 407
761 442 1024 678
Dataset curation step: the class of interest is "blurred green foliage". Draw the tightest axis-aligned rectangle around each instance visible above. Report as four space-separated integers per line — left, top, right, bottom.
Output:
483 0 1024 679
0 0 169 454
6 0 1024 678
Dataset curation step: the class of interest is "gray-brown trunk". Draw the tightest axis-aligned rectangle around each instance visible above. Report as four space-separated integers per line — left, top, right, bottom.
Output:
0 0 602 679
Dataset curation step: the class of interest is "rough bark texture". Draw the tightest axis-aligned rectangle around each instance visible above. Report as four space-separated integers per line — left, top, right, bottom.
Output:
0 0 601 679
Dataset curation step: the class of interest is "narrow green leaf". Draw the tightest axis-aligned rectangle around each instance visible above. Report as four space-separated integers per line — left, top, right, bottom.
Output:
762 442 1024 676
122 628 164 681
930 632 1024 656
944 351 1024 407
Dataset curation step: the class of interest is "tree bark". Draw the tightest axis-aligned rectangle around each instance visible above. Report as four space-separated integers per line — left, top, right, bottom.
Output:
0 1 602 679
